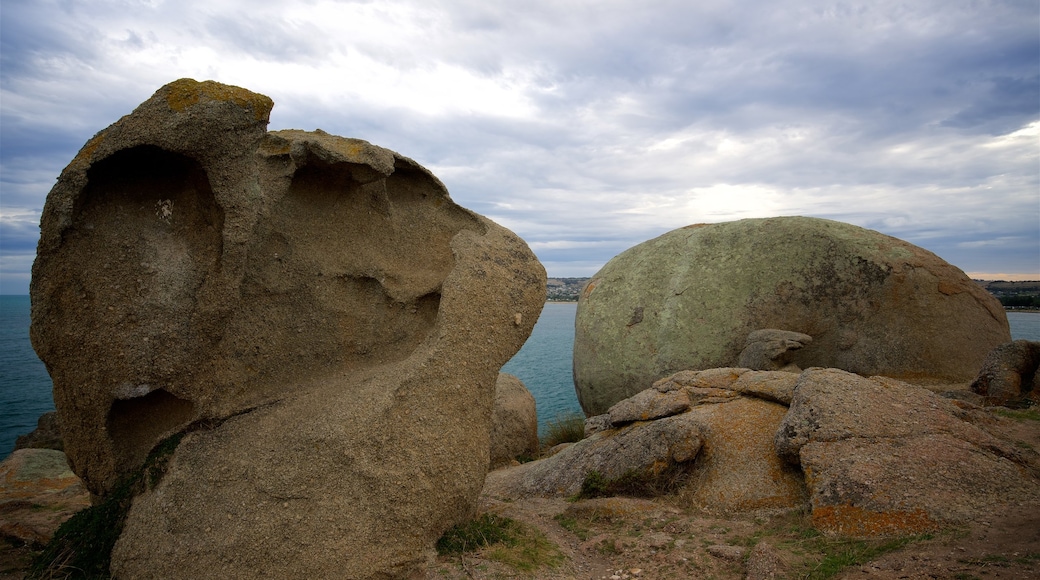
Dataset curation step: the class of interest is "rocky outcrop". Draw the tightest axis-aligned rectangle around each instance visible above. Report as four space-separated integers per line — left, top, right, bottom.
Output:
0 449 90 547
970 340 1040 404
776 368 1039 535
490 373 539 467
573 217 1010 416
484 369 806 513
486 366 1039 537
14 411 63 452
30 79 545 579
738 329 812 372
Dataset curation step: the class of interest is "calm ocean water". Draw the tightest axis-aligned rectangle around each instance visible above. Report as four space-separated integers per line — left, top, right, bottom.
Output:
1 296 1038 457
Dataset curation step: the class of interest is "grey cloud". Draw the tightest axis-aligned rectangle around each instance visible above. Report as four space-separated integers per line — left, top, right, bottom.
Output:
0 0 1036 287
204 13 331 62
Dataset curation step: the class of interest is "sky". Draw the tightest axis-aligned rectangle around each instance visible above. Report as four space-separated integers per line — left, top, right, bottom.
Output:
1 0 1038 295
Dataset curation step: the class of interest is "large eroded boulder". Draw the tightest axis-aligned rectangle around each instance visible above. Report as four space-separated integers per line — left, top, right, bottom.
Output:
573 217 1010 415
30 79 546 578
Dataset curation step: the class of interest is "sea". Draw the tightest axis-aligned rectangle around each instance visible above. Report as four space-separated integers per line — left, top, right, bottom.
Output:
2 295 1039 458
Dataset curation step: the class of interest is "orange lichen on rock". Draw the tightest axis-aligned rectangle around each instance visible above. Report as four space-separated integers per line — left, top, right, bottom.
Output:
164 78 273 122
68 132 106 169
811 504 939 537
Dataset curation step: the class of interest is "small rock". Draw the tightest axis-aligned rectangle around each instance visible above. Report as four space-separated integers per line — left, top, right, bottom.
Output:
745 541 785 580
737 329 812 372
707 544 747 561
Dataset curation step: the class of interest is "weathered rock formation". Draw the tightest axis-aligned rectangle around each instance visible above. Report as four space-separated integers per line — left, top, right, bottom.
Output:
573 218 1010 416
970 340 1040 404
776 368 1039 535
13 411 63 452
484 368 807 513
486 367 1039 537
490 373 539 467
30 79 545 578
0 449 90 547
738 329 813 372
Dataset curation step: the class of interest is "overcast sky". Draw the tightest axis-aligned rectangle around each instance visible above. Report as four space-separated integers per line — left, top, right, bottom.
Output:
1 0 1037 294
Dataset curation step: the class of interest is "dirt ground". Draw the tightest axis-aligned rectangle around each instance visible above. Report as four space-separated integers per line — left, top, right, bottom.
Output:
428 410 1040 580
427 494 1040 580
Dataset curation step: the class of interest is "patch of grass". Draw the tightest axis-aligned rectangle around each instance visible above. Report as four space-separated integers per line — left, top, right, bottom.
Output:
993 407 1040 422
436 513 519 555
798 533 931 579
596 538 621 555
28 433 183 580
485 525 563 572
573 466 689 500
436 513 563 573
718 509 933 580
553 514 590 541
540 412 587 448
959 551 1040 568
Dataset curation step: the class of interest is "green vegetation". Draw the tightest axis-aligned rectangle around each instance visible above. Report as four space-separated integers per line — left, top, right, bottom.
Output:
553 514 591 541
978 280 1040 309
959 551 1040 567
800 535 928 579
28 434 183 580
718 510 935 580
993 407 1040 422
573 466 688 500
540 412 586 449
436 513 563 573
436 513 520 555
998 294 1040 308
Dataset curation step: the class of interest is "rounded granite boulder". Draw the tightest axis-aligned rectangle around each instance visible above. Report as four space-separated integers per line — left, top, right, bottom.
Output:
573 217 1010 416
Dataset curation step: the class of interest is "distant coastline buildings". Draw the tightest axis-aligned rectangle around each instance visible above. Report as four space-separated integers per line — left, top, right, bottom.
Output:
546 278 1039 309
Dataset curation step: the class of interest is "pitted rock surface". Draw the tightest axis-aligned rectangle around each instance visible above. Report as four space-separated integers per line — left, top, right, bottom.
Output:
0 449 90 547
485 369 806 513
776 368 1040 535
30 79 545 579
970 339 1040 404
490 373 539 467
737 329 813 372
573 217 1010 416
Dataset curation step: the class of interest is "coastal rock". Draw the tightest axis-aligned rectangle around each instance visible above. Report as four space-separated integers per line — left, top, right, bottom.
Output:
606 386 690 425
0 449 90 547
737 329 813 372
483 412 704 499
573 217 1010 415
677 396 806 512
14 411 63 452
775 368 1040 535
485 369 806 513
490 373 539 467
31 79 545 579
970 340 1040 404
